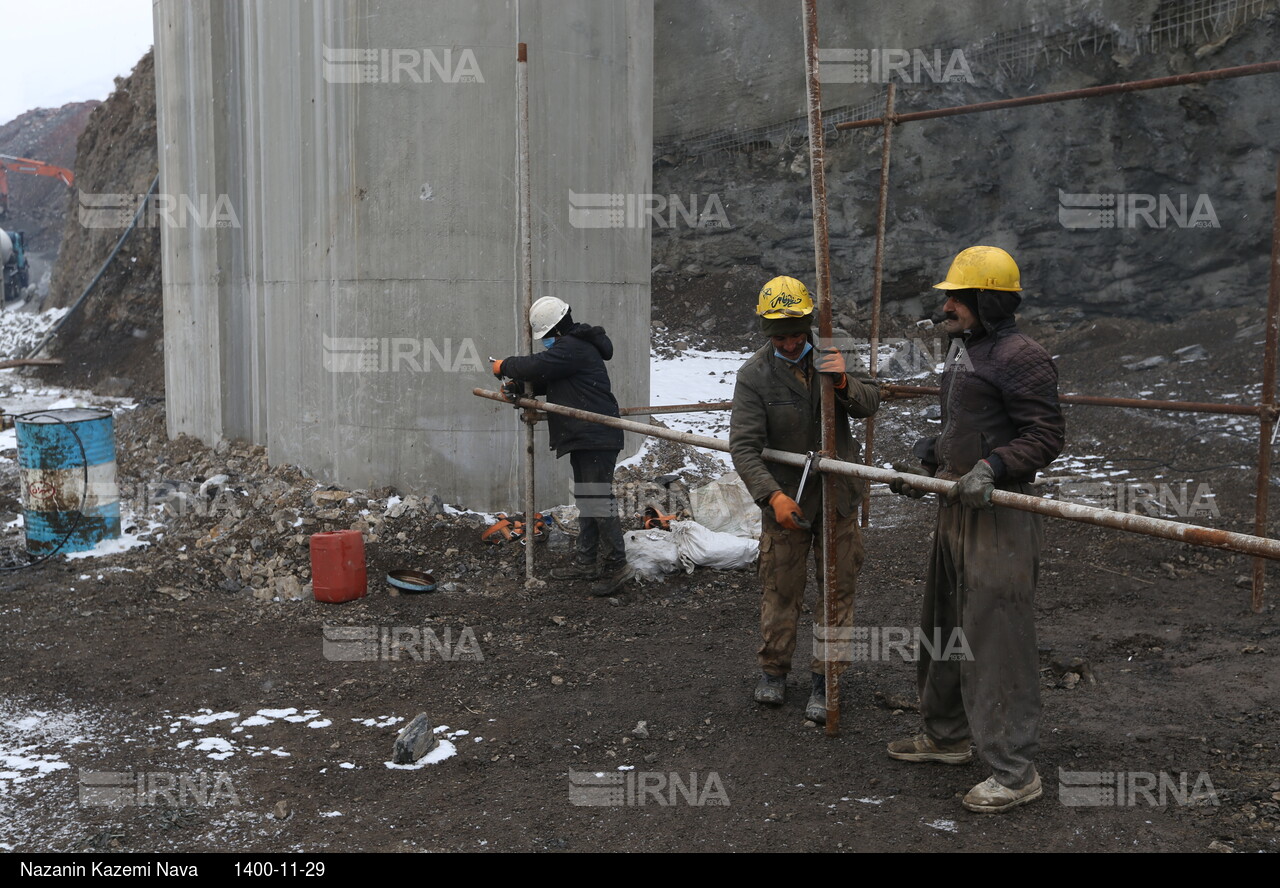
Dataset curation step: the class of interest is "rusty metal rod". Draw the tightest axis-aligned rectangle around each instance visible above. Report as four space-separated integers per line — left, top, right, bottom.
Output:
1254 160 1280 613
863 83 897 530
474 389 1280 563
619 402 731 416
881 383 1268 417
517 41 537 590
802 0 841 737
836 60 1280 131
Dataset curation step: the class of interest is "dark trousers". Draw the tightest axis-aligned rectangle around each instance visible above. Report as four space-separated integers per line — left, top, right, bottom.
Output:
569 449 627 570
918 485 1043 789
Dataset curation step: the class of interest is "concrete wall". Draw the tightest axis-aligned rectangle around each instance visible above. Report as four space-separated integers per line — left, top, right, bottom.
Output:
156 0 653 509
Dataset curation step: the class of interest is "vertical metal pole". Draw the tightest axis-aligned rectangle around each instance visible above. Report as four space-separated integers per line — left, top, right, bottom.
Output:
518 42 538 589
1253 159 1280 613
861 83 896 528
802 0 840 737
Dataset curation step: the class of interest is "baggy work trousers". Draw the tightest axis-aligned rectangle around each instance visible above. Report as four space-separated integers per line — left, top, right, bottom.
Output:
918 487 1043 789
569 449 627 570
757 506 864 677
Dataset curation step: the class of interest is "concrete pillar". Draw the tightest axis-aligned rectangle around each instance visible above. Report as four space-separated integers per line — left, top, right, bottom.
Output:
155 0 653 510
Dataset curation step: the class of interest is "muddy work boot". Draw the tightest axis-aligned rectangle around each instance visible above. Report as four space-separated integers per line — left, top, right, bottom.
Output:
753 672 786 706
589 563 635 597
805 672 829 723
962 771 1043 814
549 560 600 581
886 733 974 764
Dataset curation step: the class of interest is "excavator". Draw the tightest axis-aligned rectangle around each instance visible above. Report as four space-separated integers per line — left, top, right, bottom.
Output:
0 153 75 218
0 155 75 304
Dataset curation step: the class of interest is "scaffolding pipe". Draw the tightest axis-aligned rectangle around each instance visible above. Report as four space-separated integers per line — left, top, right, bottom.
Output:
474 389 1280 563
881 384 1270 417
863 82 896 529
517 42 537 589
835 60 1280 131
1254 160 1280 612
802 0 841 737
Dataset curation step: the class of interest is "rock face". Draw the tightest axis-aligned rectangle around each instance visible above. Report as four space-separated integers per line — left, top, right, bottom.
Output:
39 51 161 397
393 713 439 764
651 8 1280 322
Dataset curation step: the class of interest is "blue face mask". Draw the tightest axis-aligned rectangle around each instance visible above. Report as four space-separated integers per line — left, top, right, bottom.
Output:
774 341 813 364
542 337 557 350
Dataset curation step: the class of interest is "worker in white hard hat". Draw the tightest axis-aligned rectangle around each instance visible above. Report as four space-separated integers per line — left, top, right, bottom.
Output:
493 296 633 597
886 246 1064 814
729 276 880 723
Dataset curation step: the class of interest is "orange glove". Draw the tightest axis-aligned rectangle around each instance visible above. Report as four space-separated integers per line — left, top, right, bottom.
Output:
769 490 806 531
491 359 505 379
815 347 848 389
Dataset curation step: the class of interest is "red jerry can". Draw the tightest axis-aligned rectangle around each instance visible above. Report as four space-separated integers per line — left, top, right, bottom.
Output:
310 530 368 603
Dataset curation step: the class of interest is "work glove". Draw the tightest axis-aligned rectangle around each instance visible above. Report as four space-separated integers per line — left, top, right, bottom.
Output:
491 359 506 379
501 380 523 403
814 347 848 390
769 490 807 531
888 462 928 499
948 459 996 510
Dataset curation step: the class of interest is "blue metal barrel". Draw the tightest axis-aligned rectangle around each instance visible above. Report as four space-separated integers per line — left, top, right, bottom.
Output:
15 408 121 556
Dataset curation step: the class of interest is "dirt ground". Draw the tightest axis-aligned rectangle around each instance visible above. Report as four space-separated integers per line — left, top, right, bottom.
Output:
0 301 1277 853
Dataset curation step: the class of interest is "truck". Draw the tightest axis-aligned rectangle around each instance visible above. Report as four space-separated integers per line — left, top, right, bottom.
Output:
1 228 32 304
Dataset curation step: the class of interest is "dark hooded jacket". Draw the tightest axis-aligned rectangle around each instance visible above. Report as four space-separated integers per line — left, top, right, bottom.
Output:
500 323 625 457
916 291 1065 482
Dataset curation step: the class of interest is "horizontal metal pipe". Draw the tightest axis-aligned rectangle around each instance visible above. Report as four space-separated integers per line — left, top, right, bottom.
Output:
881 384 1265 417
836 60 1280 131
474 389 1280 562
619 402 731 416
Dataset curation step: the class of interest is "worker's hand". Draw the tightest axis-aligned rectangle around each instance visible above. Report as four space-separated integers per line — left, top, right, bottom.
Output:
501 380 523 402
769 490 806 531
491 358 505 379
888 462 928 499
948 459 996 510
815 347 848 389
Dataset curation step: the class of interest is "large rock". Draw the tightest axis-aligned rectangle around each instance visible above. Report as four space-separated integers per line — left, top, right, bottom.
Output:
392 713 439 764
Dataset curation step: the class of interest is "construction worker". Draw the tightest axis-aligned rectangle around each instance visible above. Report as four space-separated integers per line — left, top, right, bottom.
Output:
492 296 633 597
886 246 1065 813
729 276 880 722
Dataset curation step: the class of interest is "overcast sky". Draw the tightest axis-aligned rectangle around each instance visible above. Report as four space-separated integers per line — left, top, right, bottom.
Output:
2 0 154 128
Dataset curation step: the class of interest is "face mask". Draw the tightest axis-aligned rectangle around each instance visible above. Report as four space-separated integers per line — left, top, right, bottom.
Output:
774 341 813 364
542 337 556 350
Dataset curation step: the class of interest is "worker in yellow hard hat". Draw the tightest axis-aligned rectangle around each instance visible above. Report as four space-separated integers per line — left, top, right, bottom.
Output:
887 245 1065 815
729 275 880 723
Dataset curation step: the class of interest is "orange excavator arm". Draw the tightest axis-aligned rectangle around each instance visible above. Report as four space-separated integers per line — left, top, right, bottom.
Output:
0 154 76 216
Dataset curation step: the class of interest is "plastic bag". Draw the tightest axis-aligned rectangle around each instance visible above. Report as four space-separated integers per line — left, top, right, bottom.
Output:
689 472 761 539
670 520 759 572
624 529 681 579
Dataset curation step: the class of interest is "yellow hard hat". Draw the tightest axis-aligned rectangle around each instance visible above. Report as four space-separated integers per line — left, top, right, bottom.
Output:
933 246 1022 292
755 276 815 318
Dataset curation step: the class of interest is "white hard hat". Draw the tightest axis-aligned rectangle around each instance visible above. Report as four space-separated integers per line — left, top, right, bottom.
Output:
530 296 570 339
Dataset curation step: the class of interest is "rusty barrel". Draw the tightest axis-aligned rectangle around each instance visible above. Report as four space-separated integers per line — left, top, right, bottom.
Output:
15 408 121 556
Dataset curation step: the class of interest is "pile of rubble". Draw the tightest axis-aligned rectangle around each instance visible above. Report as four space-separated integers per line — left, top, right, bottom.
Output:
58 403 735 601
